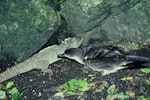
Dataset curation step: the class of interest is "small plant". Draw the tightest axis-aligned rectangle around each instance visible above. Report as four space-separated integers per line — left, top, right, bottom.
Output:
145 79 150 85
117 42 139 52
144 79 150 92
115 92 130 100
59 79 89 97
140 68 150 74
106 84 131 100
0 81 21 100
140 67 150 92
139 97 150 100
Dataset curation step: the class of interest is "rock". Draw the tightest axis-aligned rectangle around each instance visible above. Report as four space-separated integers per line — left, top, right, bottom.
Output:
0 0 61 62
60 0 150 45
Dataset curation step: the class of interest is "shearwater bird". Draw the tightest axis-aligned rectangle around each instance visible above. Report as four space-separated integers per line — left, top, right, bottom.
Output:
58 45 150 75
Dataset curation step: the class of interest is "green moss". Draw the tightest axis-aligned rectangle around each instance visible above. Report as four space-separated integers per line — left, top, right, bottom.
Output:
117 42 139 52
0 0 60 61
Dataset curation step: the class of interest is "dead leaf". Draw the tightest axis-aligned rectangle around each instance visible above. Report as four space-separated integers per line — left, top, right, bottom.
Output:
93 81 109 93
125 89 135 97
120 76 133 81
106 94 116 100
107 84 116 95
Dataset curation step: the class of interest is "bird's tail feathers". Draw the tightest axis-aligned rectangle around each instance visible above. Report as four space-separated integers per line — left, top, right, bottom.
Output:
124 55 150 68
126 55 150 62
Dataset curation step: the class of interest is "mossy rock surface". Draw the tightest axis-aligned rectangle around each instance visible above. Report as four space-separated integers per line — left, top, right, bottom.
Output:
60 0 150 45
0 0 61 62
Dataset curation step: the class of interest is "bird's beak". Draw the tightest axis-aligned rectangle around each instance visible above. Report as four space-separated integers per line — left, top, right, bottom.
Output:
57 54 66 58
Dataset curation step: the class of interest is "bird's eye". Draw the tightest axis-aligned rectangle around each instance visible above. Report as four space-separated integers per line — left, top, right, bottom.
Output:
65 48 74 55
64 49 70 54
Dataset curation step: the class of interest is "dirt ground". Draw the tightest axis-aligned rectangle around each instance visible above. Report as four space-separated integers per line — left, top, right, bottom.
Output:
1 55 150 100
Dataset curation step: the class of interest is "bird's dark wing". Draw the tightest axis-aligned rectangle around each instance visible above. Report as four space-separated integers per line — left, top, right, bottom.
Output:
84 57 127 75
84 45 124 60
83 46 109 60
94 46 126 60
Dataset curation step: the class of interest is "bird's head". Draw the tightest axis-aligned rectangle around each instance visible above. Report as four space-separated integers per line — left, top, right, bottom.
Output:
58 48 85 64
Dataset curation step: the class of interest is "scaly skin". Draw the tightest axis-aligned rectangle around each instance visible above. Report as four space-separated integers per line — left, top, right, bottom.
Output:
0 37 83 83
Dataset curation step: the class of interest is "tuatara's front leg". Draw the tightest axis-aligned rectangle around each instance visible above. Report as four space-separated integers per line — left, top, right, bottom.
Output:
35 60 53 75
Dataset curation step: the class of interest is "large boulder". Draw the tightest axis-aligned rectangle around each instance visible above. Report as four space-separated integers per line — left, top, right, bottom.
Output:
0 0 61 62
60 0 150 45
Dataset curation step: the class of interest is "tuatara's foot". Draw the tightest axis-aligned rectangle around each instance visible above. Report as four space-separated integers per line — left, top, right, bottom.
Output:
42 68 53 76
36 60 53 76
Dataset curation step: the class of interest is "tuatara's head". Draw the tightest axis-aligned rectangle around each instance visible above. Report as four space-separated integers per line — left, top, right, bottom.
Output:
62 37 83 49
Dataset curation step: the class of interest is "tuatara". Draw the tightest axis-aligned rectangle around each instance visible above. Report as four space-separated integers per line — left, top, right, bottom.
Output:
0 37 83 83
